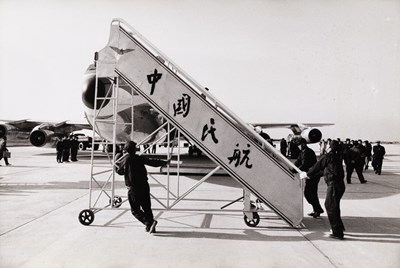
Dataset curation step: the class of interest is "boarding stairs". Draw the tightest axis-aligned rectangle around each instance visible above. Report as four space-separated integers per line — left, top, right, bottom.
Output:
93 19 304 227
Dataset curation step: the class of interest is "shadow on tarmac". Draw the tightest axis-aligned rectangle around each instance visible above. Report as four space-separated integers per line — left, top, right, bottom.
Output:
85 209 400 244
302 216 400 244
155 223 400 244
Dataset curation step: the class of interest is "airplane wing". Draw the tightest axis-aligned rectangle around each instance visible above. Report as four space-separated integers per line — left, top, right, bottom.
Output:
0 119 90 133
0 119 92 147
251 123 334 129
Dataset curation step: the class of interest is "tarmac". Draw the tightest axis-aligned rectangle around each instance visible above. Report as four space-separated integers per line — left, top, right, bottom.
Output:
0 145 399 268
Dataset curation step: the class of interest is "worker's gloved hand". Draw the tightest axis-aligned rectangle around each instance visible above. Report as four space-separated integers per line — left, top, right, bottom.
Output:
299 172 308 180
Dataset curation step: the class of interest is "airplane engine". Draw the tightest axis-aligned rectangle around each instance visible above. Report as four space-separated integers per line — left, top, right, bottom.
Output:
29 128 57 147
300 128 322 144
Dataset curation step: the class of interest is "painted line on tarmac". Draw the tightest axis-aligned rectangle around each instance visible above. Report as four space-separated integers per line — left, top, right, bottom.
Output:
297 229 339 268
0 192 88 237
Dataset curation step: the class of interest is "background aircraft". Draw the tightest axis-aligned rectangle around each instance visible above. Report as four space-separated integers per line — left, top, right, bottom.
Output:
0 119 92 148
251 123 334 144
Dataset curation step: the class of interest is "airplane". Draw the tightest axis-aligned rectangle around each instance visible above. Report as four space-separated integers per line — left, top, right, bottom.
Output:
81 64 332 147
0 119 94 148
250 123 333 144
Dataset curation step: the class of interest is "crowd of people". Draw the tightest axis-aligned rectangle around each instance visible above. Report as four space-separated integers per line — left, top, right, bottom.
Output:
293 137 387 240
319 138 386 176
56 135 80 163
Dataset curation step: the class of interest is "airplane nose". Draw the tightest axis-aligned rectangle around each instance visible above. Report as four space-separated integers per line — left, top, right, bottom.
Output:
82 72 112 109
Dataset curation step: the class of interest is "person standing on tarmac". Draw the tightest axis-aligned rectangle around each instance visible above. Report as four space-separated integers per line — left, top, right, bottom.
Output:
280 138 287 157
116 141 169 234
62 136 71 163
372 141 386 175
342 138 352 174
357 139 367 169
0 136 11 166
364 140 372 170
346 140 367 184
295 138 324 218
306 140 346 240
56 137 64 163
289 141 300 159
70 135 79 162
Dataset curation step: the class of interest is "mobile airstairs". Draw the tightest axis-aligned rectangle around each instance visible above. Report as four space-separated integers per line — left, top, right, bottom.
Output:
79 19 304 228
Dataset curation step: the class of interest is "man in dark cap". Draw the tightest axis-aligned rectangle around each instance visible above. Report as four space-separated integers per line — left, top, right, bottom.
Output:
346 140 367 184
364 140 372 170
307 140 346 240
295 138 324 218
372 141 386 175
116 141 168 233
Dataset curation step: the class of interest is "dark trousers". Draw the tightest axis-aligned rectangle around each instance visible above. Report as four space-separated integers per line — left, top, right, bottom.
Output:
0 154 9 165
304 177 323 213
372 157 383 174
62 150 70 162
127 183 154 226
346 162 366 183
325 182 345 237
71 149 78 161
56 151 63 162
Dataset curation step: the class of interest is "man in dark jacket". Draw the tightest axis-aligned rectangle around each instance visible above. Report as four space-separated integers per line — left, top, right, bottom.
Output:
289 141 300 159
346 140 367 184
0 136 11 166
295 139 323 218
56 137 64 163
116 141 168 233
364 140 372 170
62 136 71 162
280 138 287 157
372 141 386 175
307 140 345 240
70 135 79 162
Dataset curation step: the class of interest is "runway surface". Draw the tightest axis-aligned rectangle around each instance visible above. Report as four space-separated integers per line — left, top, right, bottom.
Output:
0 145 399 268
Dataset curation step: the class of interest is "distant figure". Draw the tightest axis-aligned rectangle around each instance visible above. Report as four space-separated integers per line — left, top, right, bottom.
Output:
319 139 326 155
70 135 79 162
325 138 332 154
364 140 372 170
56 137 64 163
289 141 300 159
287 141 292 158
337 138 344 154
0 136 11 166
151 144 157 154
116 141 168 233
62 136 71 162
280 138 287 156
295 138 323 218
372 141 386 175
346 140 367 184
255 127 273 146
357 139 367 169
342 138 352 174
307 140 345 240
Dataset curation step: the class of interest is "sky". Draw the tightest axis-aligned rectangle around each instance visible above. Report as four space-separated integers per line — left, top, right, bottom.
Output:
0 0 399 141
